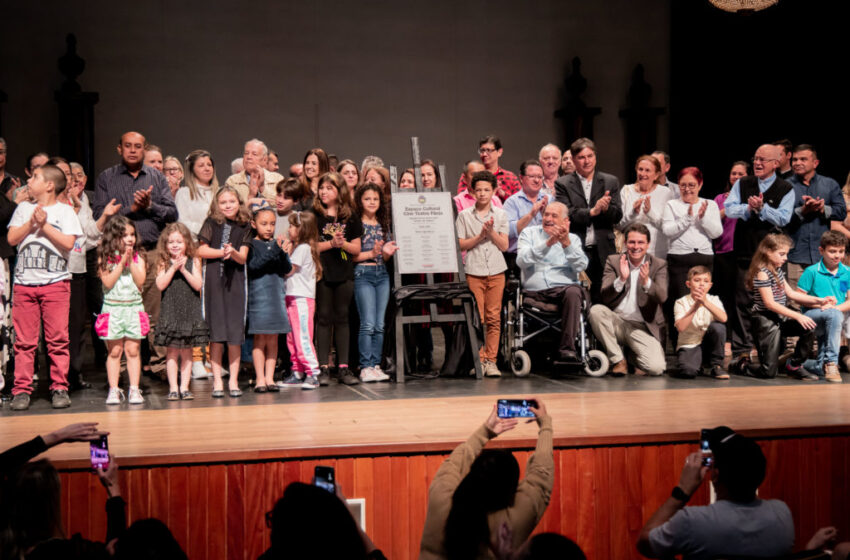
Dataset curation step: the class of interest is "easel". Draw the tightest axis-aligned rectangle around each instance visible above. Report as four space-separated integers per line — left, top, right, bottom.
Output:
389 137 483 382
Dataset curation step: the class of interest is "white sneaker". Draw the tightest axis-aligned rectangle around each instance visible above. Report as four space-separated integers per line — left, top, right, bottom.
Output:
105 387 124 405
128 386 144 404
360 367 376 382
372 366 390 382
484 361 502 377
191 361 210 379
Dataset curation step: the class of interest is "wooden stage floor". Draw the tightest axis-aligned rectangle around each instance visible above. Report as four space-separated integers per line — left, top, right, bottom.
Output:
3 371 850 468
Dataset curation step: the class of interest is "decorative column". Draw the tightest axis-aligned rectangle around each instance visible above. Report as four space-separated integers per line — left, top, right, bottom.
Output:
55 34 99 176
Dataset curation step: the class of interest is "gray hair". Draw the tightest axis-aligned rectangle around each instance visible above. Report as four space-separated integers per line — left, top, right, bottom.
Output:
538 143 561 158
361 155 384 170
546 200 568 218
244 138 269 157
231 157 244 174
70 162 84 173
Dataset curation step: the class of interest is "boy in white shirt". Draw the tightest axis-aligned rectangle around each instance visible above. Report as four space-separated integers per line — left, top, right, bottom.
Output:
7 164 83 410
674 266 729 379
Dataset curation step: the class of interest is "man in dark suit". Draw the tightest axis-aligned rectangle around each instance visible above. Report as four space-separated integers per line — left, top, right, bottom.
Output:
588 223 668 376
554 137 622 303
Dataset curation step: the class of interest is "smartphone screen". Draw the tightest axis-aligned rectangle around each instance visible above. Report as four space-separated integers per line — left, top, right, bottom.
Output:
700 429 714 467
497 399 537 418
90 435 109 471
314 466 335 493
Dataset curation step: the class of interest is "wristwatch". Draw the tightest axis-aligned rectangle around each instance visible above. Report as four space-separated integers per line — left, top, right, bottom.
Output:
671 486 691 503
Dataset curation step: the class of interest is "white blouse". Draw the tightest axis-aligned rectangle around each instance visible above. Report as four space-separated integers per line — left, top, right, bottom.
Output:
661 197 723 256
175 185 214 238
619 184 673 258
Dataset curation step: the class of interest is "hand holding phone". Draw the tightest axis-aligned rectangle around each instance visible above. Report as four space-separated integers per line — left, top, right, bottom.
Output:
700 429 714 467
90 435 110 472
497 399 538 419
314 466 335 493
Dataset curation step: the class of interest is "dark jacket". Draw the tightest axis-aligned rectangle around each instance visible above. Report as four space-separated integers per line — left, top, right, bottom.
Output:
554 170 622 264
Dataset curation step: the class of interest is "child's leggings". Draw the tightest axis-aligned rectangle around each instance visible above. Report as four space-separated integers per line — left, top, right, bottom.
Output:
286 296 319 376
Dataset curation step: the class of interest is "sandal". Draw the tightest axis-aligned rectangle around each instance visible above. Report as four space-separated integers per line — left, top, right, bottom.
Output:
211 389 225 399
229 388 243 398
180 391 194 400
167 391 179 401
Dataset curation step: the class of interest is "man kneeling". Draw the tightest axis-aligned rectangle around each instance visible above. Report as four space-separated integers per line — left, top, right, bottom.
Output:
516 202 589 362
588 223 667 376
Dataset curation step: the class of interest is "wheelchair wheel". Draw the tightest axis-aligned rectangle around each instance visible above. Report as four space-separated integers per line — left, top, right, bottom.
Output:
511 350 532 377
584 350 609 377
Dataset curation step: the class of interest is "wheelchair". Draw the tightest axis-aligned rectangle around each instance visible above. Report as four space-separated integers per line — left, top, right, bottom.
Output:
500 276 609 377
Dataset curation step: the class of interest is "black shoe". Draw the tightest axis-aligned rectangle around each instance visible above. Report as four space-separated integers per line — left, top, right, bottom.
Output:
339 368 361 385
51 389 71 409
557 349 578 362
266 384 280 392
318 366 330 386
68 374 92 391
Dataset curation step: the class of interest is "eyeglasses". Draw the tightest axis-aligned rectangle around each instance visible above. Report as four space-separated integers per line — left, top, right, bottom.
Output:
523 174 544 180
679 183 700 190
164 167 182 174
478 147 497 154
752 157 777 164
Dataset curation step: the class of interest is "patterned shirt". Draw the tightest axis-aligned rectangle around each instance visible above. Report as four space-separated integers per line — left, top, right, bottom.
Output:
752 267 786 311
360 222 389 265
456 167 521 202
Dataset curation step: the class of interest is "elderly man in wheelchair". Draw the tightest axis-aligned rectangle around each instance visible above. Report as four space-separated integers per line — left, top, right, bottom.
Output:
512 201 608 376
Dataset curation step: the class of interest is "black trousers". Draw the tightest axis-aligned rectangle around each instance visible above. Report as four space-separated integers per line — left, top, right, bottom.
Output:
524 284 587 353
316 278 354 366
68 274 88 379
731 258 754 355
585 246 604 304
676 322 726 377
713 252 736 342
751 311 813 378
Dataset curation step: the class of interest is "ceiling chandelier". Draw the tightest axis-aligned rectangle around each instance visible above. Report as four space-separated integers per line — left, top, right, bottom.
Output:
708 0 779 13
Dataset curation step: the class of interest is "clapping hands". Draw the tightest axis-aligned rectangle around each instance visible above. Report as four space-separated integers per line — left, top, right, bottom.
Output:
131 186 153 212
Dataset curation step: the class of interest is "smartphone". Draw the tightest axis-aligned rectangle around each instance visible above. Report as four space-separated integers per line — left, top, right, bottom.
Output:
90 435 109 471
314 466 335 493
699 429 714 467
497 399 538 419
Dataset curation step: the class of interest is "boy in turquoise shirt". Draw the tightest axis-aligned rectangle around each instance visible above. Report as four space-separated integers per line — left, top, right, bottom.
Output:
796 230 850 383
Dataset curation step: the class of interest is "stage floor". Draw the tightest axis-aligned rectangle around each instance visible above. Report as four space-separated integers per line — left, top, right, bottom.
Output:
3 358 850 468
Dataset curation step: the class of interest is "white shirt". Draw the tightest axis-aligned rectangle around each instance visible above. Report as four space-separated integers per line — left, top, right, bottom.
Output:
67 194 103 274
619 184 673 258
175 185 214 238
662 198 723 256
674 293 725 349
285 243 316 298
579 174 596 246
613 256 651 322
9 201 83 286
455 206 508 276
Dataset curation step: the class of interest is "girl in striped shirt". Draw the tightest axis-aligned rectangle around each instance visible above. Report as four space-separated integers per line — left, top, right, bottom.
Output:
743 233 829 378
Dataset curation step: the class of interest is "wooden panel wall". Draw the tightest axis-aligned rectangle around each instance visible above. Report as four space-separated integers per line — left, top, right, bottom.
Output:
58 434 850 560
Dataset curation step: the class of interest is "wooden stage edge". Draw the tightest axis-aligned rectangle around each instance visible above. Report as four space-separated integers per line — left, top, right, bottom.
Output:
3 384 850 470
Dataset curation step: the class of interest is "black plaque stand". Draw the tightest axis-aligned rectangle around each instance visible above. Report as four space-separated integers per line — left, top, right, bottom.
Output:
389 137 483 382
55 34 99 177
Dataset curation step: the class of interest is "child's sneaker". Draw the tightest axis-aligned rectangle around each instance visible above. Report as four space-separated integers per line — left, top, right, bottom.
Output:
301 375 319 390
825 362 843 383
128 386 144 404
372 366 390 382
360 367 376 382
105 387 124 405
278 373 303 388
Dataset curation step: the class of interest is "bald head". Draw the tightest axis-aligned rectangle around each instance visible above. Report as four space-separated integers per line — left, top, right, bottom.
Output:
753 144 780 180
117 131 146 169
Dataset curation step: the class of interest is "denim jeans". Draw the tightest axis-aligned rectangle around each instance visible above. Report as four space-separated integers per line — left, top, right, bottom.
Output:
803 307 844 371
353 264 390 368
